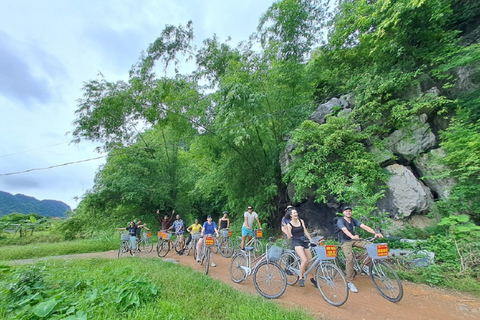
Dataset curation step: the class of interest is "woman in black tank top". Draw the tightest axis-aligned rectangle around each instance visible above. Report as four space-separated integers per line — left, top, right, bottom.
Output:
286 209 314 288
219 211 230 230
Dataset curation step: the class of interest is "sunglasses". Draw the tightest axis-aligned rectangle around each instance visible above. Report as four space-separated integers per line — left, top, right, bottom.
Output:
247 208 253 210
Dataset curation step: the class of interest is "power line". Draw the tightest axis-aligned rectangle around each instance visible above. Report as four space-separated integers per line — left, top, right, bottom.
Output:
0 102 314 177
0 141 70 158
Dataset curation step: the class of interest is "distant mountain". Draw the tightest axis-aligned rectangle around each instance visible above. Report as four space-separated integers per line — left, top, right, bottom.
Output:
0 191 71 217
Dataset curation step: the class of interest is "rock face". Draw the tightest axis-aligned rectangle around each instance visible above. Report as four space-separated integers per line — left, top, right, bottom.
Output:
280 95 453 235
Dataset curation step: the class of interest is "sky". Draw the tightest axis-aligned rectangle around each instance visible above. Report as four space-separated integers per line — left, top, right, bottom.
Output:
0 0 273 209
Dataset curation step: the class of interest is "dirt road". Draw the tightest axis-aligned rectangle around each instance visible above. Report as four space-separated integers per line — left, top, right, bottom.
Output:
10 249 480 320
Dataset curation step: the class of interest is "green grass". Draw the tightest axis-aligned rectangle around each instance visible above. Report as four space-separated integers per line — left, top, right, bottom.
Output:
0 258 314 320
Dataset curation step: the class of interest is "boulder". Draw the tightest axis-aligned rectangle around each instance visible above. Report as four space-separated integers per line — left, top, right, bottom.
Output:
377 164 434 219
309 95 352 125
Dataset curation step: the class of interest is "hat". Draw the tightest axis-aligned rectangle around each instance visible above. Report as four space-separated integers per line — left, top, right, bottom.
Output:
223 211 228 214
207 215 212 219
343 206 352 211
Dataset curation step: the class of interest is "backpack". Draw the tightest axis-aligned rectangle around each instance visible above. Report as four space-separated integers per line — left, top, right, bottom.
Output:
333 216 343 240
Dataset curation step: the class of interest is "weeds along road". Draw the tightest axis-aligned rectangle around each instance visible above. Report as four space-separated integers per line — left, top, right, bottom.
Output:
10 249 480 320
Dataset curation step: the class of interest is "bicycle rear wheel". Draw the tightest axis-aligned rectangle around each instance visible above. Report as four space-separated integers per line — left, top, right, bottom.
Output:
230 252 248 283
157 240 169 257
174 239 183 253
220 238 234 258
253 261 287 299
279 251 299 285
315 263 348 306
369 260 403 302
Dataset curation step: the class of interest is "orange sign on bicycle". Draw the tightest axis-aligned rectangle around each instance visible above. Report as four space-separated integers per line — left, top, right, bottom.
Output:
157 231 167 239
325 245 337 258
228 230 232 237
205 236 215 246
377 244 389 257
146 232 152 238
256 230 263 238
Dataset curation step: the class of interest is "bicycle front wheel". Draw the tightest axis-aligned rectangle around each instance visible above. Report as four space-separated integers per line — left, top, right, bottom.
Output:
253 261 287 299
369 260 403 302
142 238 154 253
279 251 299 285
157 240 169 257
205 247 211 274
220 238 234 258
315 263 348 306
118 241 128 258
230 252 248 283
252 239 264 258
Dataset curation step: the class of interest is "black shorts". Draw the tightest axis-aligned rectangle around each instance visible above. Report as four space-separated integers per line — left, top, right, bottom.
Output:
292 238 309 249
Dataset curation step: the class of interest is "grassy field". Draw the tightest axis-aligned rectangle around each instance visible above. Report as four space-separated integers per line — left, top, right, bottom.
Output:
0 233 314 320
0 257 312 320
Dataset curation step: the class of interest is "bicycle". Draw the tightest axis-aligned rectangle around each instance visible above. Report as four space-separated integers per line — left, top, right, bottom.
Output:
156 231 174 257
184 232 201 258
279 241 348 306
218 228 234 258
118 233 137 258
336 239 403 302
233 229 264 258
198 234 217 274
136 231 154 253
230 237 287 299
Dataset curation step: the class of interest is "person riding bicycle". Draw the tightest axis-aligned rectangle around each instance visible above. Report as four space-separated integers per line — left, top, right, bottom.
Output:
240 206 262 251
185 219 202 248
219 211 230 230
158 209 175 231
169 214 186 255
115 221 139 255
337 206 383 293
134 219 150 251
285 208 314 288
196 215 219 267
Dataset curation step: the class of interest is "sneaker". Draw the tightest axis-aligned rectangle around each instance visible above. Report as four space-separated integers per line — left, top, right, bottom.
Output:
132 253 136 257
196 257 200 262
178 250 184 256
299 279 305 287
211 262 216 267
347 282 358 293
310 278 318 288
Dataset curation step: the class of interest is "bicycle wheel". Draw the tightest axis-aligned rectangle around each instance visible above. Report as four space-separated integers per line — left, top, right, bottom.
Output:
220 238 234 258
205 247 210 274
230 252 248 283
335 246 346 271
252 239 265 258
193 239 198 260
118 241 128 258
315 263 349 306
174 238 183 253
279 251 299 285
369 260 403 302
157 240 170 257
211 237 219 254
200 245 206 265
253 261 287 299
184 241 191 256
141 238 154 253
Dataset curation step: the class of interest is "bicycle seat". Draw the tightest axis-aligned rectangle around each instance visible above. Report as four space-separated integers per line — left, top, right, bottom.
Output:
244 246 254 251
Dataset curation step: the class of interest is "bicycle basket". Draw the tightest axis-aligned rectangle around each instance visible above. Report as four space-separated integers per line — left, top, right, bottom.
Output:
205 236 215 246
267 245 283 262
366 243 389 259
192 233 201 240
255 230 263 239
221 229 230 238
121 234 130 241
314 245 337 260
311 236 325 246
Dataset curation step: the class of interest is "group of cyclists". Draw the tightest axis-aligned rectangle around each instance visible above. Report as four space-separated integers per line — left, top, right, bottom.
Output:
118 204 382 294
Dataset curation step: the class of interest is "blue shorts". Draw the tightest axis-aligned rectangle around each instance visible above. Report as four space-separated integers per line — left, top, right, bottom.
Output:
242 226 253 237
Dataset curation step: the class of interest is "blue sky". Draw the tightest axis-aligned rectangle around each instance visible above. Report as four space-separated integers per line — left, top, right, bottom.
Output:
0 0 273 209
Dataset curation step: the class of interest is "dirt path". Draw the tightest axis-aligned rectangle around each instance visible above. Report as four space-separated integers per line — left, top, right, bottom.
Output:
10 250 480 320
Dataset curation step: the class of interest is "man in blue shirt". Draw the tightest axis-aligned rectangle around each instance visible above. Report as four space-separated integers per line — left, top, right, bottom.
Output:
170 214 186 255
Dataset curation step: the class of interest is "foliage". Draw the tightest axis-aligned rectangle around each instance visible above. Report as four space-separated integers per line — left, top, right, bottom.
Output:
0 259 314 320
